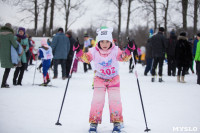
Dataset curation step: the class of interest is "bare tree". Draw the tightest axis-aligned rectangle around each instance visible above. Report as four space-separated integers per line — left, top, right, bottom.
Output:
109 0 123 45
182 0 188 31
34 0 38 35
43 0 49 36
160 0 169 36
60 0 85 32
193 0 199 35
15 0 42 36
126 0 133 37
139 0 157 32
49 0 55 36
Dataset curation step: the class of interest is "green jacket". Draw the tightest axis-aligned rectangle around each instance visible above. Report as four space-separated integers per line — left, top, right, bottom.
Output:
0 26 18 68
195 40 200 61
14 36 29 63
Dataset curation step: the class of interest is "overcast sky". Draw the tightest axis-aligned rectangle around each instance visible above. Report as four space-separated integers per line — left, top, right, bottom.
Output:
0 0 198 33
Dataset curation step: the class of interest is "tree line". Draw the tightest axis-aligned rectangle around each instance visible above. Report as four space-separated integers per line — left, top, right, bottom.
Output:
0 0 200 47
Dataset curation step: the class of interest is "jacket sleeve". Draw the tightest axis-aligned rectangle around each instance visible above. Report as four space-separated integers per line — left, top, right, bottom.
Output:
195 41 200 61
75 49 93 64
117 48 132 62
51 36 57 53
25 38 29 52
67 38 70 56
38 49 44 59
9 34 18 49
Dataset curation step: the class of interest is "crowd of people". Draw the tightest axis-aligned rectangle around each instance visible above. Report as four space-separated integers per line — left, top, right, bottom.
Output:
143 27 200 85
0 23 200 133
0 23 200 88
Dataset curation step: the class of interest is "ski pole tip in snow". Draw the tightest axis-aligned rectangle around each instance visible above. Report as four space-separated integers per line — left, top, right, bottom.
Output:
55 122 62 126
144 128 151 132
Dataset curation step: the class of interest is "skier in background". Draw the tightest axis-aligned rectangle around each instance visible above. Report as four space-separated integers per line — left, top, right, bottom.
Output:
38 38 53 86
83 33 95 72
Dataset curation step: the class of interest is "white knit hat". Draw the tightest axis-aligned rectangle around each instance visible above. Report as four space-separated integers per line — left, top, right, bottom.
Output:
96 27 113 43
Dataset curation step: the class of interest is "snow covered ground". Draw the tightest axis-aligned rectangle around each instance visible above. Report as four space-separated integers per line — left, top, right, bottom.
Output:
0 61 200 133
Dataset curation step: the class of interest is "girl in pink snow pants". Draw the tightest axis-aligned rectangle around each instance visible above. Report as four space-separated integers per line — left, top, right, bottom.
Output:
73 27 135 132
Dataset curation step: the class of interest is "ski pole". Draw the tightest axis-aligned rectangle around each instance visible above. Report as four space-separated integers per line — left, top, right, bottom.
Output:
32 55 38 85
55 50 77 126
128 37 151 132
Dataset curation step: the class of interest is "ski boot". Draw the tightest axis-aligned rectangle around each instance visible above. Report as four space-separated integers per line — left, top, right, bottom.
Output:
112 122 121 133
46 79 50 84
151 77 155 82
129 69 133 73
158 77 164 82
89 123 98 133
39 82 48 87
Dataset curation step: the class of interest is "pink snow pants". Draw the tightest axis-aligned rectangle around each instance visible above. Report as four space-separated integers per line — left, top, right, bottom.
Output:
89 75 123 124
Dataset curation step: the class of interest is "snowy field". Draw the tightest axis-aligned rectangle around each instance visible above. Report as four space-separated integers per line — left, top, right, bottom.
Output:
0 61 200 133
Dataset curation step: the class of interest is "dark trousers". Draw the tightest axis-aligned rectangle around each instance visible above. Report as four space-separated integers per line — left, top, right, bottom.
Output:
144 58 153 75
167 55 176 76
1 68 11 85
53 59 67 77
25 51 30 70
152 57 164 76
83 63 92 72
66 57 73 77
129 56 136 70
29 55 33 65
13 63 26 84
177 66 187 76
196 61 200 84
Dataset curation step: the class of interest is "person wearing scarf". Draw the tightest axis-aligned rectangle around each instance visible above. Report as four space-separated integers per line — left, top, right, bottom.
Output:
13 27 29 86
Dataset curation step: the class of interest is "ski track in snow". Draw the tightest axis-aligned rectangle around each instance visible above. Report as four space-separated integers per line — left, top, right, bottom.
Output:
0 61 200 133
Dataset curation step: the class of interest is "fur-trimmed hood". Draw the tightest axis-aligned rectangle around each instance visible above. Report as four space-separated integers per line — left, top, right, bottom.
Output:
178 35 188 41
0 26 14 35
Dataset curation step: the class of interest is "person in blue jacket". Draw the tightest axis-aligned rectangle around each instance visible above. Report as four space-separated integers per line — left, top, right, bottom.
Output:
51 28 70 80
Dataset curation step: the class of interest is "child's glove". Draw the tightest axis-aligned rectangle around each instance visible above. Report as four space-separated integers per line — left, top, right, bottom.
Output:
17 37 21 43
22 45 27 50
73 39 80 52
127 40 136 52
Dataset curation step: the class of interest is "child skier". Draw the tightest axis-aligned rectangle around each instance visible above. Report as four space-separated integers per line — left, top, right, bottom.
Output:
73 27 135 133
38 38 53 86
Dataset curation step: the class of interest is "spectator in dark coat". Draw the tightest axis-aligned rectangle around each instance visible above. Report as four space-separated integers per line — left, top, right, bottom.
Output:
166 30 177 76
144 37 153 75
175 32 193 83
0 23 18 88
150 27 167 82
51 28 70 80
65 30 76 78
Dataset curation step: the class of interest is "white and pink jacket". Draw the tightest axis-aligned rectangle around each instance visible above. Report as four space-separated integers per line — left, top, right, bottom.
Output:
76 43 132 79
